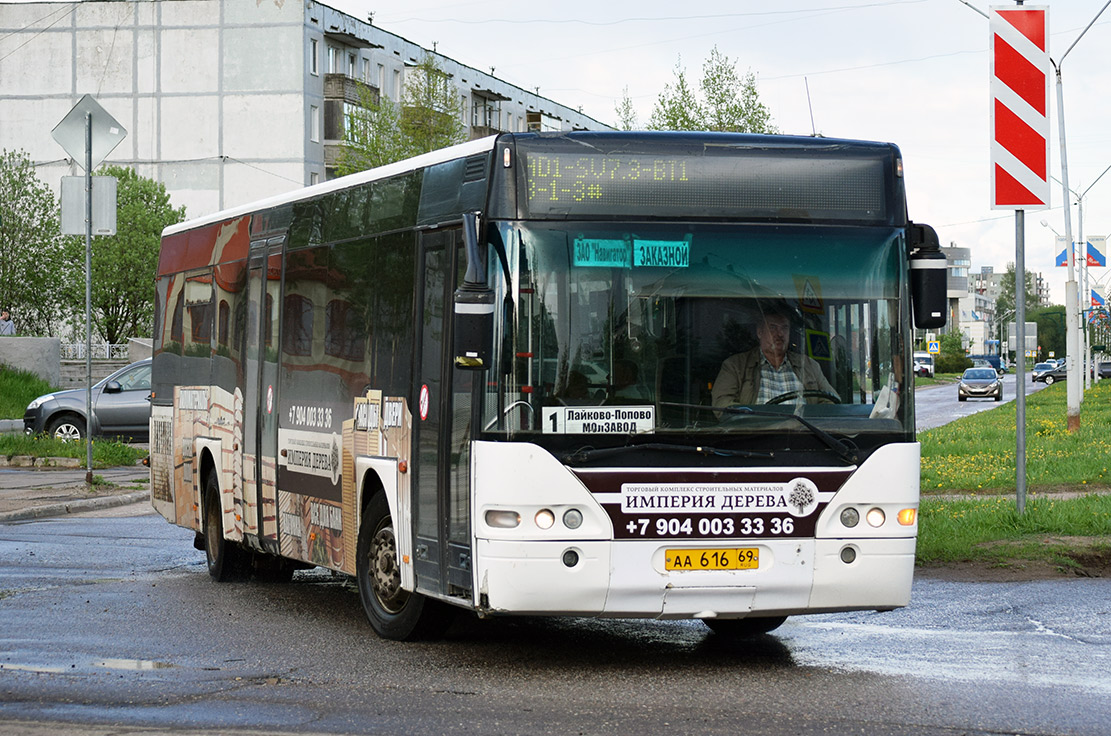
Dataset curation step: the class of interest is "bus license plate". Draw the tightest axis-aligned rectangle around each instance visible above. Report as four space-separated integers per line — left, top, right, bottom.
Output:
665 548 759 571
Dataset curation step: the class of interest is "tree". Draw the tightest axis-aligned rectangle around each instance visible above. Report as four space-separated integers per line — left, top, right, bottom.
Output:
1029 305 1066 361
60 165 186 344
338 53 465 175
935 330 971 374
994 262 1040 324
0 149 66 336
614 86 638 131
646 46 777 134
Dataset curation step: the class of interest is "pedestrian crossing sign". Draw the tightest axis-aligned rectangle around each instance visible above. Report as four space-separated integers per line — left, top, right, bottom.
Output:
927 341 940 354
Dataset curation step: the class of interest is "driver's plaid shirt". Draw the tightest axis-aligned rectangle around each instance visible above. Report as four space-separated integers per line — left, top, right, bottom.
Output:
757 356 804 405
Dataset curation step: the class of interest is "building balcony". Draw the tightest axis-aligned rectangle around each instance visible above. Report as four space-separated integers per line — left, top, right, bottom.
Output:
324 73 378 106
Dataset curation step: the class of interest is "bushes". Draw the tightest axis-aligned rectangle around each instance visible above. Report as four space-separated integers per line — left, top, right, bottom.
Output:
936 353 972 374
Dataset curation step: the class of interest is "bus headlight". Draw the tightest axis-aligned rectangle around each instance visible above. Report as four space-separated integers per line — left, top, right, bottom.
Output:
484 510 520 529
897 508 917 526
866 508 886 527
535 509 555 529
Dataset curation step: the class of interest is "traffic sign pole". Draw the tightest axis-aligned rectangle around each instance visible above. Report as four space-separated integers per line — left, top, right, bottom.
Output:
84 112 93 483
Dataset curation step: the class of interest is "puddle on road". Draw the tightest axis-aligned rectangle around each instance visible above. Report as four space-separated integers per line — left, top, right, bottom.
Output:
94 658 175 671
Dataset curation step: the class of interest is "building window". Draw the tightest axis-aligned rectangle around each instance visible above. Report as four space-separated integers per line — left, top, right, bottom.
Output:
363 58 370 82
310 172 319 186
310 105 320 142
393 68 401 100
310 39 318 75
349 53 356 76
378 63 385 92
325 300 365 361
328 46 339 73
283 294 314 357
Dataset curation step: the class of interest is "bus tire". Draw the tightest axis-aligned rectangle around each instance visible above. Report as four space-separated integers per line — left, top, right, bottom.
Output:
203 472 249 582
356 492 454 641
702 615 787 637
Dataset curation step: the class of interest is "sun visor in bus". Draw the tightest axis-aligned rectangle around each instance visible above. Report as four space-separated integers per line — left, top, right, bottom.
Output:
908 223 947 330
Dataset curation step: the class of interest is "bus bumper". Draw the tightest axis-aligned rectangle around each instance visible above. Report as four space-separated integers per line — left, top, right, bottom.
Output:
474 535 915 618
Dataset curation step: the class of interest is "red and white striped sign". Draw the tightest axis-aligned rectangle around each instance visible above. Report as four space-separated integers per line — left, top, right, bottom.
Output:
990 6 1050 209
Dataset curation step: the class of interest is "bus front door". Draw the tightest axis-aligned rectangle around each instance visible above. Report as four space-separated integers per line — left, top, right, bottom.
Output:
413 228 473 603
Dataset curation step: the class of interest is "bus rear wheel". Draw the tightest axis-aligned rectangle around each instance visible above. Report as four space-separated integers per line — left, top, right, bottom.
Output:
702 615 788 637
356 492 453 641
203 473 249 581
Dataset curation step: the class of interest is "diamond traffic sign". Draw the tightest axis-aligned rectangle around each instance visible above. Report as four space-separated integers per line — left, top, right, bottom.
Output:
51 94 127 172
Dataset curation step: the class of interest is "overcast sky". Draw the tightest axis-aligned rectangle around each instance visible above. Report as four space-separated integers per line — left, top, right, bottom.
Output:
332 0 1111 305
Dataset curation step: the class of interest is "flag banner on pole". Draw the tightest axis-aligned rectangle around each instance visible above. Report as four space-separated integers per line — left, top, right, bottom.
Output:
1092 289 1106 308
1087 236 1106 267
1055 234 1068 266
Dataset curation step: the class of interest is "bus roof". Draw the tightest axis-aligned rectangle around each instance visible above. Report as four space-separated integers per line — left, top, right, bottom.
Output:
163 131 903 239
162 135 500 238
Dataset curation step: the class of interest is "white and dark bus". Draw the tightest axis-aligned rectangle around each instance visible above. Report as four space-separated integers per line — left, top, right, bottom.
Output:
150 131 947 640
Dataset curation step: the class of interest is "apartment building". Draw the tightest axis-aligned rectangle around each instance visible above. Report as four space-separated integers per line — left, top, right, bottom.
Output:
0 0 608 220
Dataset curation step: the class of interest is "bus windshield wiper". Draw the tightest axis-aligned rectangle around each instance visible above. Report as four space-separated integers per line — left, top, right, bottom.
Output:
561 442 772 465
659 402 859 465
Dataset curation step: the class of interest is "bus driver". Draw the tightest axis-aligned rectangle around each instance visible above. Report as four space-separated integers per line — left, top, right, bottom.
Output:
711 303 836 407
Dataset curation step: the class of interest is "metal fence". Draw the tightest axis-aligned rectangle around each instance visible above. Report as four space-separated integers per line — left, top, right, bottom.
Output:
61 343 130 360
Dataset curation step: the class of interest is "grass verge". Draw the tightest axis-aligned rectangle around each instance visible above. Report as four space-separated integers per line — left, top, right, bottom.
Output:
0 365 55 420
920 380 1111 492
918 494 1111 575
917 380 1111 574
0 433 146 468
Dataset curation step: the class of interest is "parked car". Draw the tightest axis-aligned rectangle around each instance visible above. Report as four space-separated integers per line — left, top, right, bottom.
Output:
1031 362 1054 383
958 367 1003 402
913 352 935 378
1033 364 1068 385
1091 361 1111 379
23 358 152 441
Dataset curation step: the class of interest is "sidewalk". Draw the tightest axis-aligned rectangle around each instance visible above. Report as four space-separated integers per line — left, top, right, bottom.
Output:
0 464 149 522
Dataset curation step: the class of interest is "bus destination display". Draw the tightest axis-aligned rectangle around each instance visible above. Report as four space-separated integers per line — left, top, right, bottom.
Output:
521 149 888 221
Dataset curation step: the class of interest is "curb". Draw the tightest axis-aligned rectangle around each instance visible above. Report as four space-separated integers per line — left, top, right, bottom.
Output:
0 490 150 523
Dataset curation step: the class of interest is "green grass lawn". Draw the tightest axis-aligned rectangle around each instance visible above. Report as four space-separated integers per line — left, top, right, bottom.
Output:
0 364 54 420
920 380 1111 493
916 380 1111 572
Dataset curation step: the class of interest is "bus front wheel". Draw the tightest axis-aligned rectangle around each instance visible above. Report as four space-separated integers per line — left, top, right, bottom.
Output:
356 492 453 641
702 615 788 637
203 473 249 582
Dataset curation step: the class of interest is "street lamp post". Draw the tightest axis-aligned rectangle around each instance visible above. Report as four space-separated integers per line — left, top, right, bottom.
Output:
1050 0 1111 431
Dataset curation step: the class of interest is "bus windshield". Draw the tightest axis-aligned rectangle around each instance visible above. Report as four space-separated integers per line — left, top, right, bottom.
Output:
483 221 910 441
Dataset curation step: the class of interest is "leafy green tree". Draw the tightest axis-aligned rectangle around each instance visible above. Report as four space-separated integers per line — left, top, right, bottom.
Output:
936 330 971 374
614 86 638 131
61 165 186 344
338 53 465 175
1029 305 1066 361
647 46 777 133
995 262 1040 323
0 149 65 335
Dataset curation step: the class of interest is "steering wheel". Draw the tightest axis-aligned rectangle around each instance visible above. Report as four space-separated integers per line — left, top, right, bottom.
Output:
765 389 841 405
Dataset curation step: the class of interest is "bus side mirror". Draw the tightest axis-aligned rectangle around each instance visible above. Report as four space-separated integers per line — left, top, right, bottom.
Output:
453 211 493 370
908 222 947 330
453 288 495 370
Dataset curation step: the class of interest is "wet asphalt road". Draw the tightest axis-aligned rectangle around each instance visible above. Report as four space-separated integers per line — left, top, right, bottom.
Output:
915 370 1049 431
2 513 1110 735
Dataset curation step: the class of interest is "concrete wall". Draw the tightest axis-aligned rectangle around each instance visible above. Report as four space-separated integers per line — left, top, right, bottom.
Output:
0 338 62 387
128 338 153 363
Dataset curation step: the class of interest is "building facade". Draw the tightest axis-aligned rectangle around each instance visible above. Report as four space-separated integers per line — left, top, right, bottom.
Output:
0 0 608 221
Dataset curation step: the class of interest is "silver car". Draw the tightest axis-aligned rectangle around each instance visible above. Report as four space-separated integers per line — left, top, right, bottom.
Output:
23 358 152 441
958 367 1003 402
